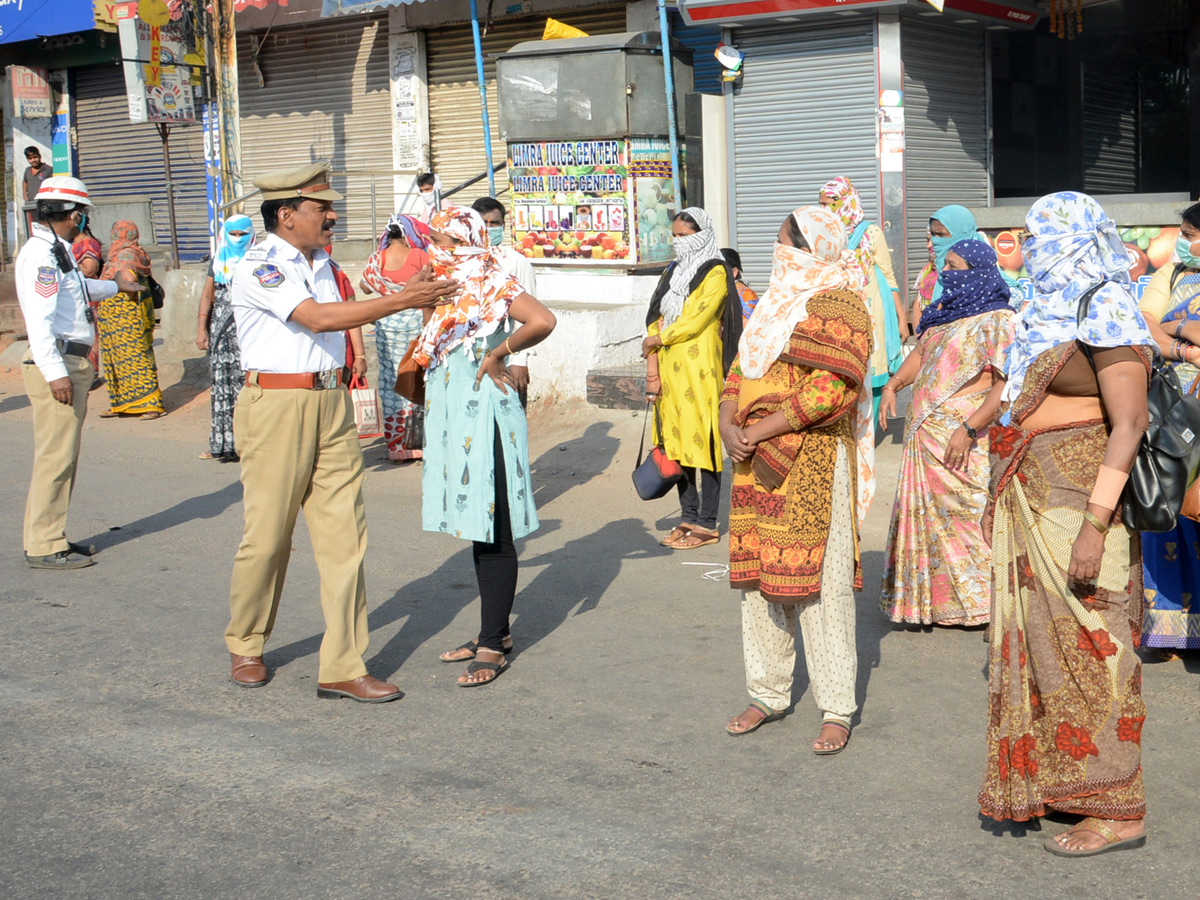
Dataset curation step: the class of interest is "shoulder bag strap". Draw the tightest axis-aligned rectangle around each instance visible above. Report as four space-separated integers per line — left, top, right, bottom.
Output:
1074 282 1109 375
636 399 651 467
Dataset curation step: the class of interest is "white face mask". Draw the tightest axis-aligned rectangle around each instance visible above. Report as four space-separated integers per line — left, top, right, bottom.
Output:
420 191 435 207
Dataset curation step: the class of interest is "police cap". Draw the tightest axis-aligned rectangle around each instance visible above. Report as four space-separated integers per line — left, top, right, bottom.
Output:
253 163 343 202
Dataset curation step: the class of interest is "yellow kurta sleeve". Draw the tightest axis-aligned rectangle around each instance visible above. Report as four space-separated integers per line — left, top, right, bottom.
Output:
1139 265 1174 323
657 267 726 346
866 223 899 294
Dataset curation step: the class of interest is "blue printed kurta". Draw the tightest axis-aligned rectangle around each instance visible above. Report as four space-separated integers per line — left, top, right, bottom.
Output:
421 332 539 543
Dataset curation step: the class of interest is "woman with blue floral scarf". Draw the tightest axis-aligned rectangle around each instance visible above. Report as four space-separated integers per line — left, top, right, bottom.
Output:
978 192 1154 857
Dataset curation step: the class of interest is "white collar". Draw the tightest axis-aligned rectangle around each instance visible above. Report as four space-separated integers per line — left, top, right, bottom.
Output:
261 232 331 271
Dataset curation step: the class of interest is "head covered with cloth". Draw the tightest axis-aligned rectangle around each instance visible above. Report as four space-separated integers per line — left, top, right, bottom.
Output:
361 212 431 297
1002 191 1153 404
928 205 986 303
819 176 873 288
213 214 256 286
917 238 1011 335
414 207 524 370
101 220 152 281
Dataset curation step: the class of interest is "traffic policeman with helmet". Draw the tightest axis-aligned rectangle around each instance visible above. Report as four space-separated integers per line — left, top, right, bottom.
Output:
225 163 458 702
17 177 141 569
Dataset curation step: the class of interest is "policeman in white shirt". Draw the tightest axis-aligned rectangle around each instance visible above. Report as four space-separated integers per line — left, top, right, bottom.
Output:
471 196 538 408
225 163 458 703
17 177 141 569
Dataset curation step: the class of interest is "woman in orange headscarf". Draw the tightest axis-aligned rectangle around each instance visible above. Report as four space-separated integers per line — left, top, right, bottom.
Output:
97 221 164 418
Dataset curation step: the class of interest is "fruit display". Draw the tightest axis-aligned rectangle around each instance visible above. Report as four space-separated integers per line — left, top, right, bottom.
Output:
516 229 630 261
1120 226 1181 278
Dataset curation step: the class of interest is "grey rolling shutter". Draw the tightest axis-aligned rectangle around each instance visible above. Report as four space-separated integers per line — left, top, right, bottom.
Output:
73 63 209 261
1081 60 1137 194
425 5 627 200
237 15 392 241
730 19 878 286
901 12 989 287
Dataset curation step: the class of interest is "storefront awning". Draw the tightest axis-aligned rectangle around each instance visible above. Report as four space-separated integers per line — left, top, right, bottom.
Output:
0 0 98 46
233 0 291 11
678 0 1037 27
320 0 429 15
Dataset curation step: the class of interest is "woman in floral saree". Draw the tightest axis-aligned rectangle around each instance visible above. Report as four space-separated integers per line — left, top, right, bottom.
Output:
97 221 164 418
878 239 1014 626
979 192 1153 857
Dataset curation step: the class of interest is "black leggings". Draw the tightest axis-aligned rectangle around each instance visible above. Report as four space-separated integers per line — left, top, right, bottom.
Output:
677 465 721 531
473 427 518 651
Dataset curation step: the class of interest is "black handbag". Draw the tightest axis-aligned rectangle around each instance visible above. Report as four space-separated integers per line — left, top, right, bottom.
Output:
147 275 166 310
1076 283 1200 532
632 400 684 501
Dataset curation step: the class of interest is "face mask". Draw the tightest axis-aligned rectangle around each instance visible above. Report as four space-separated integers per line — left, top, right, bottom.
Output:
77 212 88 232
487 225 505 248
420 191 435 207
1176 235 1200 268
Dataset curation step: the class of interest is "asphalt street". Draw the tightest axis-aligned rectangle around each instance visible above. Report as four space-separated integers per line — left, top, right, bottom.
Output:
1 361 1197 900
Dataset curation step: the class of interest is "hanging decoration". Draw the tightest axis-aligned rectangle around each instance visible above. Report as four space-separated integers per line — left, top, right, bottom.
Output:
1049 0 1084 39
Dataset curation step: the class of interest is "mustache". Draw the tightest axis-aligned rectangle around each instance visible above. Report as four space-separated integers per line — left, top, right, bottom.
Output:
321 219 335 230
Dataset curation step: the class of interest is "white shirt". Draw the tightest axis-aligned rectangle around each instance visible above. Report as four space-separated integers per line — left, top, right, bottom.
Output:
16 222 117 382
231 232 345 373
496 246 537 367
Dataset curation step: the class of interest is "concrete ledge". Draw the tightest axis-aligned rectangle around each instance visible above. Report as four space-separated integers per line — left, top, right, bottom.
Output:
586 363 646 410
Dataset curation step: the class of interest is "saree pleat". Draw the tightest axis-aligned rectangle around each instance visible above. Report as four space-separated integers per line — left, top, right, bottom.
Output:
99 292 164 415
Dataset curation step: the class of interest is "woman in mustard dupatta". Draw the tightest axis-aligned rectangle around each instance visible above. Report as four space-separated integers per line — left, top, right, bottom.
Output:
98 221 164 418
980 192 1153 857
720 206 875 755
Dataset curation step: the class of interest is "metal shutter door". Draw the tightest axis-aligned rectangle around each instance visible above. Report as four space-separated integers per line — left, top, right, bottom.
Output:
1081 61 1137 194
73 64 209 261
237 15 392 240
731 20 878 286
425 5 627 200
901 13 989 287
671 12 722 96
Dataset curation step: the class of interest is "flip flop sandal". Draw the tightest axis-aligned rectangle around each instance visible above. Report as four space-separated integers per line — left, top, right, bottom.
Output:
674 530 719 550
725 705 785 736
660 525 693 547
99 410 119 418
1043 819 1147 857
813 719 851 756
439 640 514 662
199 451 216 460
458 658 509 687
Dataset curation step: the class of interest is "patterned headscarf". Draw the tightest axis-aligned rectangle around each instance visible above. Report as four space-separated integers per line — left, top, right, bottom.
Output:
658 207 725 328
213 214 255 286
101 220 151 280
415 207 523 370
737 207 860 380
362 213 430 296
917 239 1011 335
929 205 985 303
1002 191 1153 404
820 176 872 287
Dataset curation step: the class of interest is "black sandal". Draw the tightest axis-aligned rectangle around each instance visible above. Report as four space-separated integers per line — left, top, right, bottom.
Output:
458 657 509 687
439 639 513 662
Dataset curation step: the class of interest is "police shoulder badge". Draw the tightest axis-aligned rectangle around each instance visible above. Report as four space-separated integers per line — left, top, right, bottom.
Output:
253 263 284 288
35 266 57 298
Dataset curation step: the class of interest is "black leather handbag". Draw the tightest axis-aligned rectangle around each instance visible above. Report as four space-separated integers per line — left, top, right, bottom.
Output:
632 400 684 501
1077 284 1200 532
147 275 166 310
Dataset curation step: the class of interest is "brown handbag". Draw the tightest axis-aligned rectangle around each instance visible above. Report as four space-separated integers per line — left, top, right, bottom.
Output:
393 338 425 407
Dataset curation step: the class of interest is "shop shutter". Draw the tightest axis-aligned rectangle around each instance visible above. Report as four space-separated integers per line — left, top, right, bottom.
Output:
730 19 878 285
901 12 989 287
1081 60 1137 194
425 5 627 202
73 63 209 261
237 15 392 241
670 12 722 96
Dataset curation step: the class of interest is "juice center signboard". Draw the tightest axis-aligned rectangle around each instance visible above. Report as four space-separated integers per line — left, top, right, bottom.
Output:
508 140 632 263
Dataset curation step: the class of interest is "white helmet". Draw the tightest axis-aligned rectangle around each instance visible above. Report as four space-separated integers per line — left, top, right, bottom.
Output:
36 176 91 209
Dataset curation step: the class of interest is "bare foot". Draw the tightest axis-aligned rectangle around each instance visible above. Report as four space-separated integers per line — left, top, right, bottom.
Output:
1049 818 1145 854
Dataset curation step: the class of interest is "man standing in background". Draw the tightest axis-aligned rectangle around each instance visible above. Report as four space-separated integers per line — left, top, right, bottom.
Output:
22 147 53 203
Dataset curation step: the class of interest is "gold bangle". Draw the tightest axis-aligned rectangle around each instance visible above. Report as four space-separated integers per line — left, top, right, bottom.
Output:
504 337 514 356
1082 509 1109 535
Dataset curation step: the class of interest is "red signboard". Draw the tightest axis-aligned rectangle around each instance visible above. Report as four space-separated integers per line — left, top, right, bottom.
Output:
678 0 1037 27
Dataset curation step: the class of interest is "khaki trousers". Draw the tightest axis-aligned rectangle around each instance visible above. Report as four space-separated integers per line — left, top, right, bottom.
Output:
225 382 370 683
22 352 93 556
741 444 858 725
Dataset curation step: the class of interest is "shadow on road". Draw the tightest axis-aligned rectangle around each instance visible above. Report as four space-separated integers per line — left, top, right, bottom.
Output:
81 480 243 550
531 420 620 508
0 393 30 414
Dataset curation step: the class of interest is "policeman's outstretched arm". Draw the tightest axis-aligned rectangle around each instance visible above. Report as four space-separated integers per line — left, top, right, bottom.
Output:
288 273 459 334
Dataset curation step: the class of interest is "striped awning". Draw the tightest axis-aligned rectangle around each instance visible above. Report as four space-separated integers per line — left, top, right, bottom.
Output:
321 0 430 15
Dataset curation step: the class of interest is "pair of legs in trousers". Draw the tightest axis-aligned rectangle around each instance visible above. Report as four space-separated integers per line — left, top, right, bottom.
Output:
225 383 372 685
455 427 518 685
22 352 93 560
677 464 721 532
734 445 857 750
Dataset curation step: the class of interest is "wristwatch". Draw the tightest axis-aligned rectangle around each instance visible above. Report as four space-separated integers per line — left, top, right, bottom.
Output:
963 421 979 441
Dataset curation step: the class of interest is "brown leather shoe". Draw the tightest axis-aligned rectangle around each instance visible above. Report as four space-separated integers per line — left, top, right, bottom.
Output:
316 675 402 703
230 653 269 688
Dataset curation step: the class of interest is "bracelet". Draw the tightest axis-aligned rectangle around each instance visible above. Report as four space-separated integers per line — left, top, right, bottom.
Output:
1081 509 1109 535
504 337 514 357
1175 318 1187 337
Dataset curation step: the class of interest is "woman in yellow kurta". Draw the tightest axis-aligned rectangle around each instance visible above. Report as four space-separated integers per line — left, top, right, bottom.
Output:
643 207 741 549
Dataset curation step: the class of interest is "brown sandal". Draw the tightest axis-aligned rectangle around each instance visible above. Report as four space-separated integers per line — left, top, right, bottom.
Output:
660 524 692 546
672 528 719 549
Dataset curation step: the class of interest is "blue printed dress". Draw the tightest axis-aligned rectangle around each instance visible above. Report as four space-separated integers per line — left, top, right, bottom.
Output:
421 331 539 543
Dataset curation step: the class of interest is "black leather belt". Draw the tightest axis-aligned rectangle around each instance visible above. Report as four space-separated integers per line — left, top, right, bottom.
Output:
55 339 92 358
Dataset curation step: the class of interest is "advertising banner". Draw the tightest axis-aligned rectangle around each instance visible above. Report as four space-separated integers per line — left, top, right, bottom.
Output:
630 138 676 264
118 17 198 124
11 66 51 119
507 139 632 263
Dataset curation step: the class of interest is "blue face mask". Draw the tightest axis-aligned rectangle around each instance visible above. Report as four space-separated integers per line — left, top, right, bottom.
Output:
487 225 505 248
1176 235 1200 269
77 211 88 232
